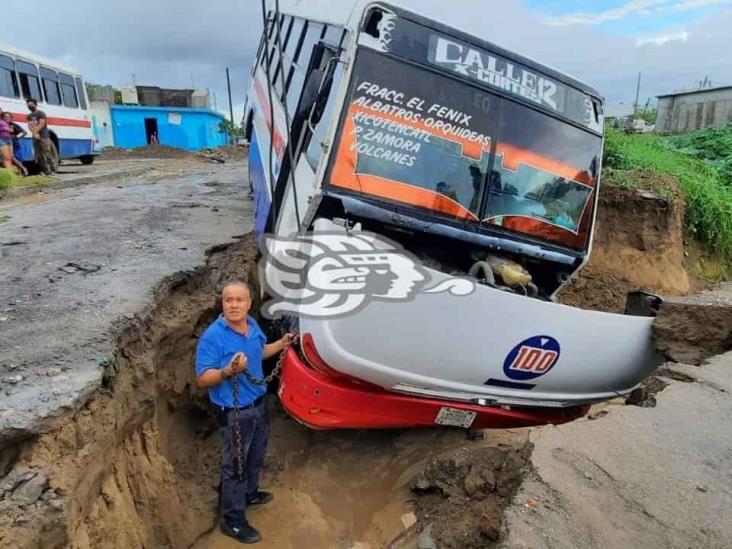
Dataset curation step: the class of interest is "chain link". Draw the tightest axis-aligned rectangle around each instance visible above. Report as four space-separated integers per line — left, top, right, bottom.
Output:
228 340 293 480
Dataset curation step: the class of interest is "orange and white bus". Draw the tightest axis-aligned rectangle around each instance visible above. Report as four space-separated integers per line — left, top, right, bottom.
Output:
245 1 662 432
0 43 96 167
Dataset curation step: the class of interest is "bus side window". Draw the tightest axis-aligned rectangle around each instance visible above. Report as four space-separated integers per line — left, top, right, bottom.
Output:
75 77 88 110
59 72 79 108
40 67 62 106
16 60 42 101
0 54 19 98
304 45 344 169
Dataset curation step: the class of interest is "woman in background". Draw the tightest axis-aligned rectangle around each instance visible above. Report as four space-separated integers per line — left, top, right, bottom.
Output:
0 109 16 173
2 112 28 176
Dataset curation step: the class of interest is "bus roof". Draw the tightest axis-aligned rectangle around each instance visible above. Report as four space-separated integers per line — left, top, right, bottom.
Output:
0 42 82 76
269 0 601 99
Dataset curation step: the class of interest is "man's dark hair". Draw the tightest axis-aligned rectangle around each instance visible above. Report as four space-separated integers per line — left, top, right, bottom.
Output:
26 98 38 106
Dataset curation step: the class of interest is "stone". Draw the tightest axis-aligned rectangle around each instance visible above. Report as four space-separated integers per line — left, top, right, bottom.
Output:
11 472 48 506
1 469 36 493
4 375 23 384
401 512 418 530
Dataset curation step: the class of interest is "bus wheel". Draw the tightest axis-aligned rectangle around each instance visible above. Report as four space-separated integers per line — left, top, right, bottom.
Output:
80 155 94 165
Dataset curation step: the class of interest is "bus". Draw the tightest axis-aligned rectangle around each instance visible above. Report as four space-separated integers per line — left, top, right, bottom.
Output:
0 43 96 169
244 1 662 430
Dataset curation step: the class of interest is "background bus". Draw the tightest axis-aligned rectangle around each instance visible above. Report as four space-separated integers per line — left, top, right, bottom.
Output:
0 43 96 168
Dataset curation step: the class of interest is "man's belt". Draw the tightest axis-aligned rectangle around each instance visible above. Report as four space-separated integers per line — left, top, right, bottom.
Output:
221 394 265 411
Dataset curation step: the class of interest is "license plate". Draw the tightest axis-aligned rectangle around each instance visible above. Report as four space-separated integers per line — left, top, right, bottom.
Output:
435 407 477 428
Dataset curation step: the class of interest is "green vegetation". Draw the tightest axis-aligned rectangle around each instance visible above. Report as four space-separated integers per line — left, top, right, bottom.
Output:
0 168 53 191
0 213 9 223
219 119 244 142
603 127 732 262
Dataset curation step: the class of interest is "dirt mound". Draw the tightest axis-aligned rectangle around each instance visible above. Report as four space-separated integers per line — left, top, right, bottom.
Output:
558 178 690 312
409 438 533 548
99 144 195 160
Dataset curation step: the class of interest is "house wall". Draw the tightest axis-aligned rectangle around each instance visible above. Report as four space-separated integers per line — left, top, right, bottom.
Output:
110 106 227 150
89 101 114 149
656 88 732 134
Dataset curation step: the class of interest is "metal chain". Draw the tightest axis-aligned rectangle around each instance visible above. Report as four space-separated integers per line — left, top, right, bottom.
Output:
228 341 293 480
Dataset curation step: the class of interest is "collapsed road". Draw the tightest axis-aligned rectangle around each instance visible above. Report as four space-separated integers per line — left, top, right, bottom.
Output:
0 159 250 446
1 158 731 548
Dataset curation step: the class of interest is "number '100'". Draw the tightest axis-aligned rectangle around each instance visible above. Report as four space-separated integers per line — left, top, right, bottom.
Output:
508 346 558 373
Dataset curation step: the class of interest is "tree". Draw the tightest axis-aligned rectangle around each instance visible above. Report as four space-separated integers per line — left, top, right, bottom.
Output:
219 119 244 143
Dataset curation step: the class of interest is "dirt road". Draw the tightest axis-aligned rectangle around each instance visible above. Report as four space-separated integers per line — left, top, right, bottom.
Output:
0 160 250 446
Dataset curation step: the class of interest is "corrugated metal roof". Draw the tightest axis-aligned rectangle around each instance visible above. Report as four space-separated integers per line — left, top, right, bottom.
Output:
657 85 732 99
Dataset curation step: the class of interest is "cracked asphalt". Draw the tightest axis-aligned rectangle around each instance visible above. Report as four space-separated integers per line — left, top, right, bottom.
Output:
0 160 253 446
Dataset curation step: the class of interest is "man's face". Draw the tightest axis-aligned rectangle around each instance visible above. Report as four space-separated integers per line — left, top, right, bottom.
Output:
27 101 36 112
222 285 251 324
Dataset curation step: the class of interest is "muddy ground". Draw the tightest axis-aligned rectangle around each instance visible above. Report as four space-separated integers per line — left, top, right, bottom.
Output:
1 161 731 548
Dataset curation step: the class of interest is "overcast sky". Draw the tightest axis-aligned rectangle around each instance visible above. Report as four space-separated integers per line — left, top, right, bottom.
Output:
2 0 730 121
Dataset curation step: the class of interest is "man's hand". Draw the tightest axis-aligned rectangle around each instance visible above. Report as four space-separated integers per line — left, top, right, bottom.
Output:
227 352 248 374
280 332 298 347
32 132 39 139
263 332 298 360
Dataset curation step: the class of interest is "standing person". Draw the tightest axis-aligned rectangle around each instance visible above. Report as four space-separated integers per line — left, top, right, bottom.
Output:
26 99 57 175
0 110 15 173
195 281 296 544
2 112 29 176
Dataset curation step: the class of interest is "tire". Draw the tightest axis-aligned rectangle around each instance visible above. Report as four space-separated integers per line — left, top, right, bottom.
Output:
80 155 94 165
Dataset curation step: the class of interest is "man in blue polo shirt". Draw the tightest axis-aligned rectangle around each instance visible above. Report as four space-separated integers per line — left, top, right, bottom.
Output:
196 281 295 544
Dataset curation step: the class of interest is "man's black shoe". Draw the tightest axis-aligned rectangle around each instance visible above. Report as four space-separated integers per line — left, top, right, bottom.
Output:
246 490 274 506
220 521 262 544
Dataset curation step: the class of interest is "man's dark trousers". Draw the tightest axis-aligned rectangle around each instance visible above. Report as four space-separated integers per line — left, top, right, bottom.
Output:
220 399 269 526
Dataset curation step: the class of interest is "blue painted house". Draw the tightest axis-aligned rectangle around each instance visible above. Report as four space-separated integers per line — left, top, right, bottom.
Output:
110 105 227 151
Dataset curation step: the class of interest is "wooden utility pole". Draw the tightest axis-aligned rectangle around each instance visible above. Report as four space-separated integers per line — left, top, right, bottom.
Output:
633 72 641 115
226 68 235 144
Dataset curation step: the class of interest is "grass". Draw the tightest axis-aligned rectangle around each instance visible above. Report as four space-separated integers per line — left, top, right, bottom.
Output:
0 213 9 223
603 129 732 262
0 168 53 191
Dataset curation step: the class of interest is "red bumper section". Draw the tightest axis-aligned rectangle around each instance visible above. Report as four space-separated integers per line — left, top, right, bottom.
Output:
277 337 589 430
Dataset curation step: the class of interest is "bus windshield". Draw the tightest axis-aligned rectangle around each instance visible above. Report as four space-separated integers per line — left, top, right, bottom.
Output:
328 47 601 250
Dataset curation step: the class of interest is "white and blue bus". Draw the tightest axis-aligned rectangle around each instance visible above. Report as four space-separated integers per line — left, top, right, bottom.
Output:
244 1 662 431
0 43 96 167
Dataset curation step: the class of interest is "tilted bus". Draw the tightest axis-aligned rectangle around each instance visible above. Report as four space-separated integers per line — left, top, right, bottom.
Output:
244 1 662 430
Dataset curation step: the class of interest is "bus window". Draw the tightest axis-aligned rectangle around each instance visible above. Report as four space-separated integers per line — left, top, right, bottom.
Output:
59 72 79 108
40 67 62 105
285 22 323 117
483 99 600 249
329 48 496 220
0 54 19 98
305 57 345 169
75 77 87 109
16 60 42 101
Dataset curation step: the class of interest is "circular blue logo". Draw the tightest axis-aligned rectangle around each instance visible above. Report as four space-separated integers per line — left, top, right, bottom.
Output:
503 335 561 381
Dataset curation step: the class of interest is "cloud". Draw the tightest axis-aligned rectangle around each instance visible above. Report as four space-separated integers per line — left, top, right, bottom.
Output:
0 0 729 115
636 30 689 45
544 0 730 26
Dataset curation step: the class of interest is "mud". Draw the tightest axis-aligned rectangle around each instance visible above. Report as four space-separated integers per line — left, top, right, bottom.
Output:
558 182 689 312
